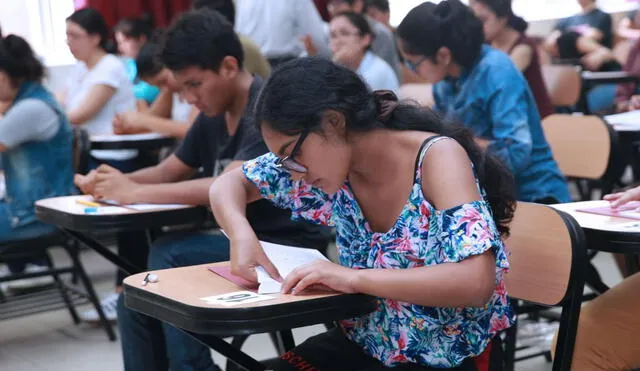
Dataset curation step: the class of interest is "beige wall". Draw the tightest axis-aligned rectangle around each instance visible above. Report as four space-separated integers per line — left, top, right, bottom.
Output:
0 2 32 39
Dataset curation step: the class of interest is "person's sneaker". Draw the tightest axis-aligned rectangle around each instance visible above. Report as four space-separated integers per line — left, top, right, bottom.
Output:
80 292 119 323
5 264 55 292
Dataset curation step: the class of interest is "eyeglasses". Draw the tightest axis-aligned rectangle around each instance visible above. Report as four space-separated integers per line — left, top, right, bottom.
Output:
276 130 310 174
404 56 428 73
329 30 363 39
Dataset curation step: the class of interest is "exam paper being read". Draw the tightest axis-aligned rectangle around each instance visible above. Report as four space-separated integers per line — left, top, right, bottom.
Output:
255 241 330 294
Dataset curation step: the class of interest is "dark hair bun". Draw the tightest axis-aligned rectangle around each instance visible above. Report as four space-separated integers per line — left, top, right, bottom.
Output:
397 0 484 69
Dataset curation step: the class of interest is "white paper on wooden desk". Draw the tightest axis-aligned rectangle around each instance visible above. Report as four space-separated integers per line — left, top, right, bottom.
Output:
256 241 329 294
91 133 166 142
218 231 330 294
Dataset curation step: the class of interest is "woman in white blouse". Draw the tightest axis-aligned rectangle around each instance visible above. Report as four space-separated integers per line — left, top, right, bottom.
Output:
329 11 399 93
60 8 136 163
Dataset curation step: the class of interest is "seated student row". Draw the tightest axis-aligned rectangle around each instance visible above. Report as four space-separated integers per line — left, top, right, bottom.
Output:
1 1 635 371
59 0 275 322
80 2 565 371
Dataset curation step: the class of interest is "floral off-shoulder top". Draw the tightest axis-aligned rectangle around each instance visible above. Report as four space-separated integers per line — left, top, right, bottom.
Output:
242 136 514 368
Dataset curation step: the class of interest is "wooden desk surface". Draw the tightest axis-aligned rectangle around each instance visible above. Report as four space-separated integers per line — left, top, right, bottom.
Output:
123 262 377 335
125 262 343 309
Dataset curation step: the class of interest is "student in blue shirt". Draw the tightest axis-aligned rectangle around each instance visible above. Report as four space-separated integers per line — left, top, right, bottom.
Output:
397 0 570 204
114 15 160 108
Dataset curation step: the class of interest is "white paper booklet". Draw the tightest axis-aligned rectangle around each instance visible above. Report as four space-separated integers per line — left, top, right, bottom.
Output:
255 240 329 294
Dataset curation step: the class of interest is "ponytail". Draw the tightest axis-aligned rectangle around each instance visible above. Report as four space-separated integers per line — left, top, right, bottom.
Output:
507 14 528 33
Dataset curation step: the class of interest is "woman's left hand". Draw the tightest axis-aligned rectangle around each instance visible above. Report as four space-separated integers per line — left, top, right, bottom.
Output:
281 260 360 295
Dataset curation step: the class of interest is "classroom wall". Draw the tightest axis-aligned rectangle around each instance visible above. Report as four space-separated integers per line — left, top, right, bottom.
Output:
45 65 76 93
0 2 33 40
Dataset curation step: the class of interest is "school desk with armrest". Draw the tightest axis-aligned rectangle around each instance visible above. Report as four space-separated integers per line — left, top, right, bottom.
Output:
123 262 377 371
604 110 640 184
580 71 640 114
552 200 640 275
35 195 209 275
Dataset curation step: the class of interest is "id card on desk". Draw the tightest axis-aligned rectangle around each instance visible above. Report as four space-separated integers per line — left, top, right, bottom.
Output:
201 291 275 307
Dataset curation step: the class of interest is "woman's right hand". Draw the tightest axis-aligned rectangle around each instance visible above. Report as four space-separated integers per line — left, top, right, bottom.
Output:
604 186 640 208
230 232 282 284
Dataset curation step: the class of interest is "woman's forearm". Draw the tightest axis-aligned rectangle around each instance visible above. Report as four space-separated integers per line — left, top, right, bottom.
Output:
353 252 496 308
209 170 252 236
139 114 191 139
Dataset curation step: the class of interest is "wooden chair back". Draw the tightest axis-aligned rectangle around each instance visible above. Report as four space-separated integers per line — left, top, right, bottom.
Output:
542 114 612 180
504 202 587 371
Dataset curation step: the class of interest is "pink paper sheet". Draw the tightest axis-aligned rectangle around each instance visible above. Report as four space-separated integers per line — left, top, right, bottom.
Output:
208 265 258 292
576 201 640 220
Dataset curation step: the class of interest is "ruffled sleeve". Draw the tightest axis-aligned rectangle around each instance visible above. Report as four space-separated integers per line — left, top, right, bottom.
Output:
242 153 335 226
432 200 509 271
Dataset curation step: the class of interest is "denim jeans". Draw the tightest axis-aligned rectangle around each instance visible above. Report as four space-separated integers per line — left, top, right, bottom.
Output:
117 231 230 371
586 84 617 113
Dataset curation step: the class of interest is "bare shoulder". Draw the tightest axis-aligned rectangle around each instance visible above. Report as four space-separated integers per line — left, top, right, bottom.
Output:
420 137 482 210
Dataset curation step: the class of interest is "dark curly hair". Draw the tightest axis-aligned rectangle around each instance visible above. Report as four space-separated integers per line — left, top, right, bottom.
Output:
255 57 516 236
0 34 45 84
397 0 485 69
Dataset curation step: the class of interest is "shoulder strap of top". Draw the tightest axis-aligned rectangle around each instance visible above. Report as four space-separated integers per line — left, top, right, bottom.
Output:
413 135 453 182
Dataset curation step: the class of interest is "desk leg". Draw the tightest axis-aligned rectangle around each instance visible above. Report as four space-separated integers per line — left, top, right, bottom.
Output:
270 330 296 353
62 229 142 275
185 331 266 371
624 253 640 276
